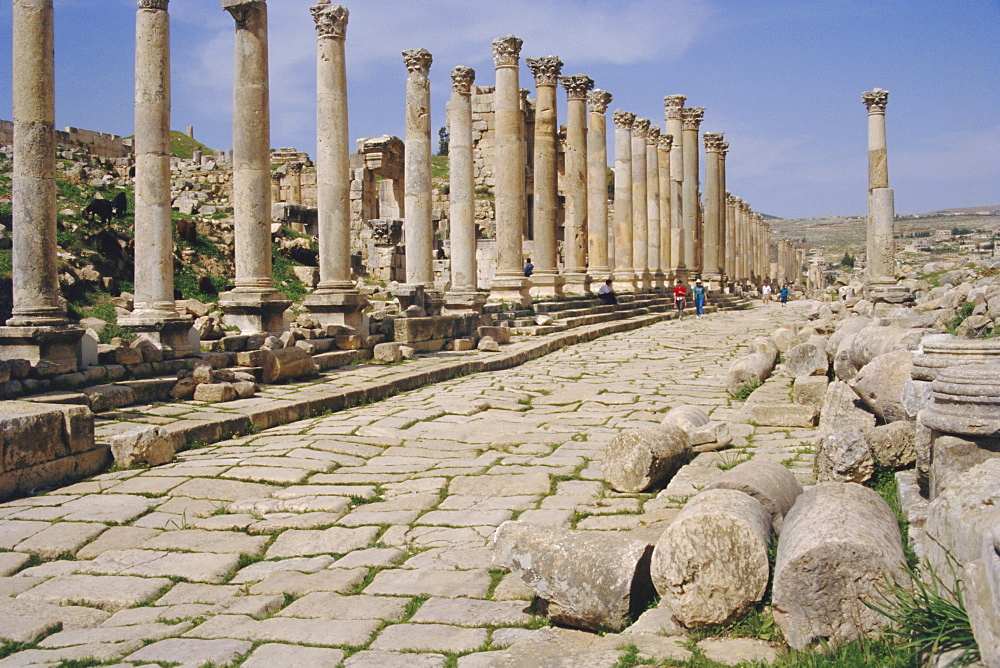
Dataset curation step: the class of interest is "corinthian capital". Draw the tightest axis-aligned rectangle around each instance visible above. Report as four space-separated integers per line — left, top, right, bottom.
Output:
138 0 169 10
588 89 613 114
560 74 594 100
492 35 523 68
631 118 650 138
310 1 348 39
613 110 636 130
402 48 433 74
703 132 724 152
663 94 686 121
222 0 262 25
862 88 889 113
526 56 563 86
646 125 660 145
681 107 705 130
719 140 729 158
450 66 475 95
658 134 673 151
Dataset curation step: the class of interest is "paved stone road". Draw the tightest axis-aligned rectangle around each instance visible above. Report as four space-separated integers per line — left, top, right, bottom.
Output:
0 302 815 667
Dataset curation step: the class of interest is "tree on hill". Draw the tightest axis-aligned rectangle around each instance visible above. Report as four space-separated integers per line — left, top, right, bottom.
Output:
840 251 855 268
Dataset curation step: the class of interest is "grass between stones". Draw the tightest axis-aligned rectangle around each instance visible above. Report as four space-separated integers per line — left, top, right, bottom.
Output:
730 380 762 402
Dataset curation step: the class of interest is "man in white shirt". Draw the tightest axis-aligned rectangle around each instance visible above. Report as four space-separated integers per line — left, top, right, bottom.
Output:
598 279 618 305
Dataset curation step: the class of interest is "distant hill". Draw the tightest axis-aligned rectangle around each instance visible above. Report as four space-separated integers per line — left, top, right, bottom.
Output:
168 131 215 160
923 204 1000 216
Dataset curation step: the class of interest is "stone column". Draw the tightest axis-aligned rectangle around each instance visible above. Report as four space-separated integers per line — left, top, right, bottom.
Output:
702 132 724 286
1 0 84 373
586 89 613 282
561 74 594 294
219 0 290 334
736 199 749 282
402 48 434 287
718 141 729 283
302 1 367 332
287 161 303 203
526 55 564 298
270 171 283 203
443 66 486 313
612 110 636 290
776 240 787 286
630 118 650 290
657 134 673 284
489 35 531 306
664 95 686 280
680 107 704 275
725 192 736 283
646 126 663 289
863 88 897 285
119 0 193 357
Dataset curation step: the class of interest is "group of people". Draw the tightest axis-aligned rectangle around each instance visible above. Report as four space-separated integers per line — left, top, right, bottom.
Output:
524 258 790 316
761 282 790 307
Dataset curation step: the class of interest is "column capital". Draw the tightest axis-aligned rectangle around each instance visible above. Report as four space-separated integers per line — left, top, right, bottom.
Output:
526 56 563 86
587 89 613 114
703 132 724 152
492 35 523 68
631 117 650 138
719 140 729 158
613 110 636 130
288 161 304 174
450 66 475 95
402 48 432 75
862 88 889 114
560 74 594 100
646 125 660 145
663 94 687 120
222 0 264 25
310 1 348 39
658 134 673 151
271 172 283 183
681 107 705 130
138 0 169 10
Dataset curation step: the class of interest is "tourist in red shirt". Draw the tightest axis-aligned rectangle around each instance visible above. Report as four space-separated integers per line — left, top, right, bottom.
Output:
673 279 687 317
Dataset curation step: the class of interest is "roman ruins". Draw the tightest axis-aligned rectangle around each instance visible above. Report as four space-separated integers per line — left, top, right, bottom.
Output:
3 2 998 666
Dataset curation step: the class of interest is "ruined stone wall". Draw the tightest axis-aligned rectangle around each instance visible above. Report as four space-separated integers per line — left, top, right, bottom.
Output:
1 120 131 159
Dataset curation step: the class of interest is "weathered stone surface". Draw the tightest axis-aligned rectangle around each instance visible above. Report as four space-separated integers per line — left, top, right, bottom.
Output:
126 638 253 668
726 353 773 396
818 380 876 435
370 623 487 653
919 362 1000 437
236 346 318 384
815 427 875 484
849 348 913 423
785 342 828 377
373 342 403 364
963 532 1000 668
491 521 654 631
902 379 933 420
773 482 908 650
450 471 550 496
850 325 924 369
12 521 107 560
792 375 828 409
347 651 448 667
832 333 859 381
661 405 708 432
81 549 240 583
924 459 1000 586
478 336 500 352
108 426 175 468
0 401 95 473
930 434 999 500
865 421 916 469
193 382 237 403
698 638 780 666
242 643 344 668
265 526 380 558
705 460 803 534
409 597 533 627
17 574 172 611
184 614 380 647
364 568 491 598
279 593 409 621
771 328 799 353
749 336 779 366
603 423 690 493
748 404 817 428
650 489 771 628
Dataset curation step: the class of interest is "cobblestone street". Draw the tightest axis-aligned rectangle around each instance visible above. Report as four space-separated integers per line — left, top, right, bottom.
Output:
0 302 816 667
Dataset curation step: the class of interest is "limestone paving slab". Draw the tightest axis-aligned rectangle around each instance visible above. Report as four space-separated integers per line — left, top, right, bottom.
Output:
242 643 345 668
247 568 368 596
265 526 380 558
16 574 172 611
0 520 49 549
364 567 492 598
409 597 534 627
229 555 335 583
345 650 448 667
12 521 108 559
369 623 487 654
38 621 190 648
184 614 381 647
140 529 269 556
279 593 409 621
0 551 31 576
57 494 160 524
80 549 240 583
126 638 253 668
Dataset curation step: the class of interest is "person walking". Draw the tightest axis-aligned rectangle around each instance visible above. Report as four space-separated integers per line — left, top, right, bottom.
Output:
673 279 687 317
693 279 707 317
779 284 790 307
761 282 772 305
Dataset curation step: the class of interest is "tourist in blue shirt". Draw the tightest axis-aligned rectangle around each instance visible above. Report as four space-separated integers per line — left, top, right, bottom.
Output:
780 284 790 306
693 279 707 317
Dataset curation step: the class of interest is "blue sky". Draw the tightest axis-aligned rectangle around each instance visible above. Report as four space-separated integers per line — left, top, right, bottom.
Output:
1 0 997 219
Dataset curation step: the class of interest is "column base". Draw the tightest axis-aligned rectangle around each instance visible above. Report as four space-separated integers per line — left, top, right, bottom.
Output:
0 324 85 377
218 290 292 335
866 278 915 305
529 272 565 299
652 271 666 291
302 290 370 335
561 272 592 296
703 273 724 291
636 270 654 291
587 266 613 286
671 267 690 287
488 275 532 308
116 313 197 359
393 284 445 316
443 290 488 315
611 269 637 292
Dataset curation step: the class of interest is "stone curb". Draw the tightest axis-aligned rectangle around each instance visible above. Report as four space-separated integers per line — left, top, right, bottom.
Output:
102 303 744 453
